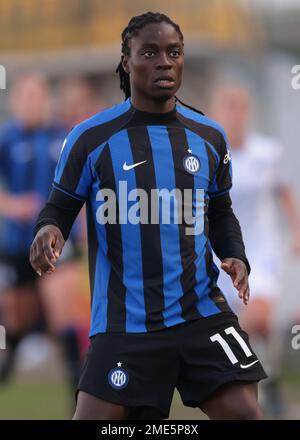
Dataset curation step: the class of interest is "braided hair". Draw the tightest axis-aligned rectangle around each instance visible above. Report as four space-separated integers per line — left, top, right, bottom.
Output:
116 11 204 115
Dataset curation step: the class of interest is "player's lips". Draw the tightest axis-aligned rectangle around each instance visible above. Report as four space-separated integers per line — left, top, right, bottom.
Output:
154 76 175 88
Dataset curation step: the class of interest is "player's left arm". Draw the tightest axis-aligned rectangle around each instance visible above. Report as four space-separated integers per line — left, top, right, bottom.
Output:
208 193 250 305
207 129 250 305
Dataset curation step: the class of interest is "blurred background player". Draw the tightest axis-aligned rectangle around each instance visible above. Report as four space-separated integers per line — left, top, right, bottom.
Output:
0 72 89 393
56 76 103 130
208 83 300 416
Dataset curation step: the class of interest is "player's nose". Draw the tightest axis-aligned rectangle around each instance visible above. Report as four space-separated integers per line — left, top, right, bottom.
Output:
156 51 172 69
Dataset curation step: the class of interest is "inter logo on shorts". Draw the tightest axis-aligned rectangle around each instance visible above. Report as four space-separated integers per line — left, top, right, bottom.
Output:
183 154 200 174
108 363 129 389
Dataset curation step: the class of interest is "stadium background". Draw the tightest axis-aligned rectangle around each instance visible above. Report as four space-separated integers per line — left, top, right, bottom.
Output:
0 0 300 419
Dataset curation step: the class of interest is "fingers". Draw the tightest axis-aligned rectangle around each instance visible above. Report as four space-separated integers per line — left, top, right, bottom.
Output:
221 258 250 306
233 268 244 288
237 278 250 304
30 237 54 275
30 228 64 276
243 286 250 305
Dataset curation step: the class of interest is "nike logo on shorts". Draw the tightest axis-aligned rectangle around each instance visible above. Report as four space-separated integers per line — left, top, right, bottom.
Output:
240 360 259 369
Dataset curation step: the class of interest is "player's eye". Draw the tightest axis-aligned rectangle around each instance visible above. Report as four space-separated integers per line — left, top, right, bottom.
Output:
169 49 181 58
144 50 156 58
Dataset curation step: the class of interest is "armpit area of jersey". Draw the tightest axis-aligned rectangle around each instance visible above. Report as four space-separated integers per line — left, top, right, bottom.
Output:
208 192 251 275
34 187 84 241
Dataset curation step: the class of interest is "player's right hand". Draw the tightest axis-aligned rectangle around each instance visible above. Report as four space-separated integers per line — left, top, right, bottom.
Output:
30 224 65 276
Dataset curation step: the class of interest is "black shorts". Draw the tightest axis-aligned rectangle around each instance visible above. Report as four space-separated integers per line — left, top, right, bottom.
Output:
77 311 267 419
0 253 37 288
0 240 82 290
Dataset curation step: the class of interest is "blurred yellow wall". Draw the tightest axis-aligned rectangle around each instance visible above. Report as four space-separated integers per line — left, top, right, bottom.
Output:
0 0 263 52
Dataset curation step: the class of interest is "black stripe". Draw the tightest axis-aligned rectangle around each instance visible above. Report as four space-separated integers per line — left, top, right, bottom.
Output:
95 143 127 332
204 243 231 313
86 200 98 308
216 135 232 192
204 141 217 187
126 126 165 332
167 126 202 321
60 109 133 192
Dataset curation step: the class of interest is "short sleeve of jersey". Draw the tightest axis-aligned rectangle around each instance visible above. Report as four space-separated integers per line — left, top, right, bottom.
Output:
208 131 232 198
53 125 93 201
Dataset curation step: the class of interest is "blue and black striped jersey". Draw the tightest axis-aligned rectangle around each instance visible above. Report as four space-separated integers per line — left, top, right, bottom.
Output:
0 119 66 255
53 98 233 335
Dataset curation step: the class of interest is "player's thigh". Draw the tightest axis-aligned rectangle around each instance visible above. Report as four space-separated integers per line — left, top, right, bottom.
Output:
73 390 129 420
200 381 262 420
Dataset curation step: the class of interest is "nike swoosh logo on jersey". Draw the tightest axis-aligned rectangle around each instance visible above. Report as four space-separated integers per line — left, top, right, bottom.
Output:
123 160 147 171
240 360 259 369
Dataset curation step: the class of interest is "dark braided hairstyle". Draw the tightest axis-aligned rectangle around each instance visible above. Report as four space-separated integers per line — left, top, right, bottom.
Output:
116 11 204 115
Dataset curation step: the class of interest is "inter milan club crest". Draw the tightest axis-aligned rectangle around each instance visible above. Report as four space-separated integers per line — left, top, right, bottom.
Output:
108 362 129 389
183 148 201 174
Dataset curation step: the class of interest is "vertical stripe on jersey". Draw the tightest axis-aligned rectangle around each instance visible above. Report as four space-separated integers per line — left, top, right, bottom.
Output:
127 126 166 331
87 198 108 335
147 126 185 327
95 144 127 332
86 201 98 307
167 127 202 321
185 129 221 316
205 242 231 313
90 246 111 335
108 130 146 332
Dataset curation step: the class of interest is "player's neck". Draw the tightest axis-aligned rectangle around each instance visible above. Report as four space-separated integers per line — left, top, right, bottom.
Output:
130 94 176 114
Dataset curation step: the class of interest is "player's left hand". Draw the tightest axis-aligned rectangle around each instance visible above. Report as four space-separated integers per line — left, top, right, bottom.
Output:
221 258 250 305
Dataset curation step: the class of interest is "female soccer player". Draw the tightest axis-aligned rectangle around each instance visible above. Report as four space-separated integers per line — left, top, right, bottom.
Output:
30 12 267 420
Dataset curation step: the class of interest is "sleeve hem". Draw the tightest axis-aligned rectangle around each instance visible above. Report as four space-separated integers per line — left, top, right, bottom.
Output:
52 182 87 202
208 187 232 198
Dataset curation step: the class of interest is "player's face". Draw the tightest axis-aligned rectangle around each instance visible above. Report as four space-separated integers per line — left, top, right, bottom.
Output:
123 22 184 105
9 75 50 128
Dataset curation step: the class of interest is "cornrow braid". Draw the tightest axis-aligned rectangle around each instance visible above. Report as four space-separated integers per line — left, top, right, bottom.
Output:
116 11 204 115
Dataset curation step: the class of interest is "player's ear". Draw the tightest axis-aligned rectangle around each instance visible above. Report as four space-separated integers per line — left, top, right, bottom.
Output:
122 55 130 74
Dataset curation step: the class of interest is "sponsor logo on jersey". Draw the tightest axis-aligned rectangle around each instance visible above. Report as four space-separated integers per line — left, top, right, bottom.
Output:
223 151 231 164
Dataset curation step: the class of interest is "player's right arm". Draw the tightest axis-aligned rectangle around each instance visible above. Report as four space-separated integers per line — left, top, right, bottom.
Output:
30 124 92 275
29 189 84 275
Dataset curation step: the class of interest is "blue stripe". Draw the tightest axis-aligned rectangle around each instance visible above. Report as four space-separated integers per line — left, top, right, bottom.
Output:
90 247 111 335
108 130 146 332
185 129 220 317
147 126 185 327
